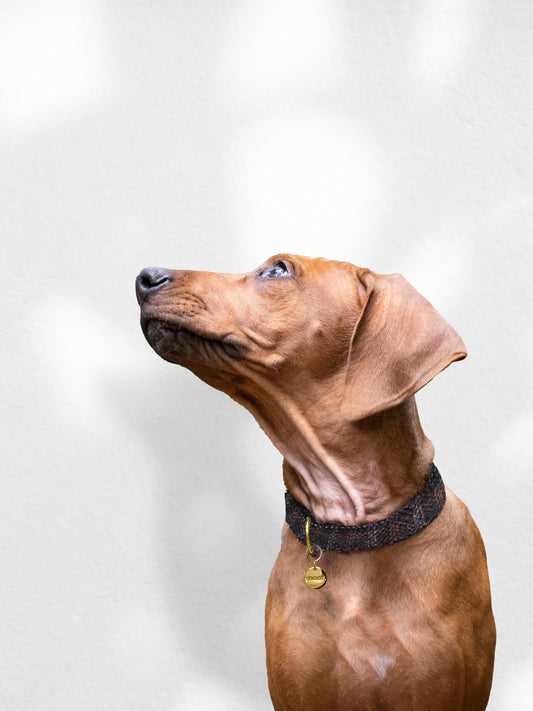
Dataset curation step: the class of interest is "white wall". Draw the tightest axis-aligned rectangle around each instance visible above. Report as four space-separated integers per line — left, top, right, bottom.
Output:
2 1 532 708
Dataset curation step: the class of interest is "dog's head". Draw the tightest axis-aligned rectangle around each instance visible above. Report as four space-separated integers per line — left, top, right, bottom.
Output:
136 254 466 420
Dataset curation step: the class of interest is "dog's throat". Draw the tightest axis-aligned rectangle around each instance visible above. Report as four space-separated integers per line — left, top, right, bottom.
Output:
286 463 446 554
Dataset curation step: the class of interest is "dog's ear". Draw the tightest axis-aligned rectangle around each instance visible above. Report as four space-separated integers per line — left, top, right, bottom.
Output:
340 271 467 421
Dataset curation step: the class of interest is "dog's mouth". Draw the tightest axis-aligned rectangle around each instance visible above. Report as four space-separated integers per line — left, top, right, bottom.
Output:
141 315 243 363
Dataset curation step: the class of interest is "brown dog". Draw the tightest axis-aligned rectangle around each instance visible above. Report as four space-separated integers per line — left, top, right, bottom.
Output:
136 254 495 711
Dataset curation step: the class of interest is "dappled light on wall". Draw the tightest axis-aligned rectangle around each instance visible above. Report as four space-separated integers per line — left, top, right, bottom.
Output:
0 0 110 136
226 111 385 257
411 0 480 86
218 0 385 258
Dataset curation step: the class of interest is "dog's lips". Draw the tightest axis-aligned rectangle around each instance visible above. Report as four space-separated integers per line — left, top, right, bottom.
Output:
142 315 211 343
141 314 243 359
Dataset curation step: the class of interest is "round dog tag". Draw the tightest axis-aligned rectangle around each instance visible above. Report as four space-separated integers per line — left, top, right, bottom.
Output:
304 566 327 589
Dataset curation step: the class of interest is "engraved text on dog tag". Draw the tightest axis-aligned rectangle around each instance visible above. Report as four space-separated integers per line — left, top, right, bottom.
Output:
304 565 327 589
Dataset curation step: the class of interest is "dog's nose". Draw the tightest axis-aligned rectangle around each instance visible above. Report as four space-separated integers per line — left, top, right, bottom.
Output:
136 267 172 304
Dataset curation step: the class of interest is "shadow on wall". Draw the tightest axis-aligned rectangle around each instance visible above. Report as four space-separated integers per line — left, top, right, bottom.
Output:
108 360 280 706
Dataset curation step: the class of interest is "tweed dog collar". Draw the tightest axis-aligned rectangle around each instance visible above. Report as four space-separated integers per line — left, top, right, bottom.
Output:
285 463 446 552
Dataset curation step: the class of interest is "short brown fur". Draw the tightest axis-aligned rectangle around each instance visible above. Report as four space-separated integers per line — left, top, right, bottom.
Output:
137 254 495 710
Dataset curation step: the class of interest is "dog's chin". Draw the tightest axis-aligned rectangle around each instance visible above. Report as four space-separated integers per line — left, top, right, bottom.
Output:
141 319 199 363
141 318 243 365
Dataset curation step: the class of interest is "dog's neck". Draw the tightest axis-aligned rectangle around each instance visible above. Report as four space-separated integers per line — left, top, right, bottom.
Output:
283 397 434 525
236 384 434 526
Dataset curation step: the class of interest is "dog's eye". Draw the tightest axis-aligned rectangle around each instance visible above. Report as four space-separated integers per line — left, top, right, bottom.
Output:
259 261 292 280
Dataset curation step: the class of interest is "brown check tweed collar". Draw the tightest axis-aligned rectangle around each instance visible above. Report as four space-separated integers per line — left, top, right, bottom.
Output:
285 463 446 552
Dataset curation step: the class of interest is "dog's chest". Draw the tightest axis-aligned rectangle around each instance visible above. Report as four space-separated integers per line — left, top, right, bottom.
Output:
264 526 484 711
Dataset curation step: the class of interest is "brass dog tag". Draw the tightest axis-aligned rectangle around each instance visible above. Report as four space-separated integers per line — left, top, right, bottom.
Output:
304 516 327 588
304 565 327 589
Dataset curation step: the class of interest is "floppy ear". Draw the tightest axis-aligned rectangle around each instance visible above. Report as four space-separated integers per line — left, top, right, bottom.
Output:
340 271 467 421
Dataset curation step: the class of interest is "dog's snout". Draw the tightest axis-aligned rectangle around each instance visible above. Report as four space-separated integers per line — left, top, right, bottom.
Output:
136 267 172 304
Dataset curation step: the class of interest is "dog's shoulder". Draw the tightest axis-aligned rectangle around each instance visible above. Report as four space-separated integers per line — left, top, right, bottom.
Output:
417 487 492 604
